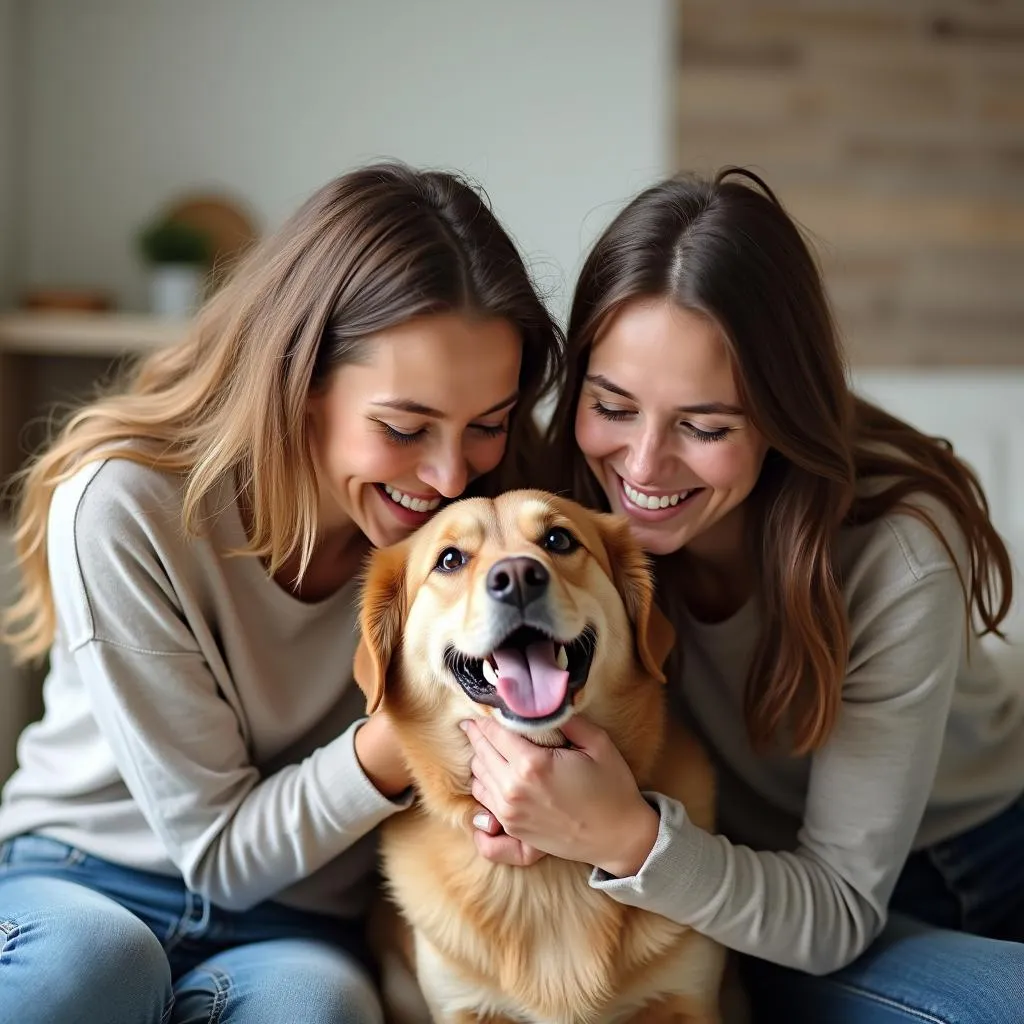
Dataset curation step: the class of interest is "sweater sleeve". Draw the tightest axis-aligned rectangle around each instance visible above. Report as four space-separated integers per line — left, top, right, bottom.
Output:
50 461 410 911
590 550 966 974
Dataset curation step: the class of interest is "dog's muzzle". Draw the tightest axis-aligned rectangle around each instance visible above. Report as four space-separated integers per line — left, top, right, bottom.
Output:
444 621 597 725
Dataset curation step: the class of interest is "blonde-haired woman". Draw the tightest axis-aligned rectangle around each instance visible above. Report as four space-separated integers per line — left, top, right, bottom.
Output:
0 163 561 1024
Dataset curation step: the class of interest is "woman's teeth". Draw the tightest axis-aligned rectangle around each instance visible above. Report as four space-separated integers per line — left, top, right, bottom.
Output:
383 485 441 513
622 480 694 510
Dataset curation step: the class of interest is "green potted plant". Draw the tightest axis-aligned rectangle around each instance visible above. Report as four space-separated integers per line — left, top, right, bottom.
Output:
137 217 212 317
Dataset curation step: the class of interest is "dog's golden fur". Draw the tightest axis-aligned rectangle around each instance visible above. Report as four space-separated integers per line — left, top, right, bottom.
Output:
355 490 726 1024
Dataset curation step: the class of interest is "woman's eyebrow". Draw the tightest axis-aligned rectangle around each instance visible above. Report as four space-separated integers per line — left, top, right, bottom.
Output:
370 390 519 419
585 373 635 401
677 401 744 416
584 373 743 416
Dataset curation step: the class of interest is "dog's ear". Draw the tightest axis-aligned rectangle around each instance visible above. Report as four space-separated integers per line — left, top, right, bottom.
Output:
594 514 675 683
353 542 409 713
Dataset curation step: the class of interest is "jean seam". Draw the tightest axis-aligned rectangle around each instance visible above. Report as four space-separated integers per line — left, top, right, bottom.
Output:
0 919 19 962
163 893 207 954
1 836 87 871
190 965 231 1024
828 978 952 1024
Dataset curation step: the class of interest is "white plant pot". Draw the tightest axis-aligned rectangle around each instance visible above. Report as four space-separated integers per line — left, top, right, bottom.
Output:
148 264 204 317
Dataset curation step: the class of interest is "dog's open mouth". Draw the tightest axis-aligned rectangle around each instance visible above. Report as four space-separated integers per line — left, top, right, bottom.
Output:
444 625 597 724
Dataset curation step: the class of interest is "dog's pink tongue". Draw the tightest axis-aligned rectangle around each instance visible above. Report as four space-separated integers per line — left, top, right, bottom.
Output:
491 642 569 719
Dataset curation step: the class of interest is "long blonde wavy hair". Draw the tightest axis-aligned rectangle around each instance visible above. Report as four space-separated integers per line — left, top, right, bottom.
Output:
4 162 562 664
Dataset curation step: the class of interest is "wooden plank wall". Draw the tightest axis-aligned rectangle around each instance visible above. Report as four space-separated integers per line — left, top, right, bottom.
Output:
673 0 1024 366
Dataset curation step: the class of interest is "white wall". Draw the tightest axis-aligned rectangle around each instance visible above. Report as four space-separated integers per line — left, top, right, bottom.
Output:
20 0 670 318
0 0 18 307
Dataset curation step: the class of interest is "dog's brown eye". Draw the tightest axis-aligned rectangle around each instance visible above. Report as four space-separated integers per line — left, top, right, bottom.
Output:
435 547 467 573
541 527 579 554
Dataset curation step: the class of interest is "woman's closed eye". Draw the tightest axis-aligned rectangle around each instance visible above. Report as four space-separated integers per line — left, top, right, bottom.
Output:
684 423 731 443
379 421 425 446
590 401 731 443
472 419 509 439
377 418 509 447
590 399 634 422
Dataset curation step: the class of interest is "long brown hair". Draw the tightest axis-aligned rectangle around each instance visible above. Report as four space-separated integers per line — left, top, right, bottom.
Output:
546 168 1012 755
4 162 562 663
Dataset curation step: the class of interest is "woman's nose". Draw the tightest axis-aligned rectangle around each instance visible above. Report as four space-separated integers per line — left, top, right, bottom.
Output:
625 426 669 485
419 447 469 499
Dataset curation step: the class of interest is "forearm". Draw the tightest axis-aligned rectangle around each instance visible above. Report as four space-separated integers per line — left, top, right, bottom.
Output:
167 719 411 911
594 797 661 879
81 635 411 911
590 794 884 975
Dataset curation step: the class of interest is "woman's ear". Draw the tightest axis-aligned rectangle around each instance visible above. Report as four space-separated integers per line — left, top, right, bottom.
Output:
353 542 409 712
594 513 675 683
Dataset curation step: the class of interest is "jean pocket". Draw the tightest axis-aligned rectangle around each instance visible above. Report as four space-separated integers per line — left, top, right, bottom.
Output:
0 833 87 870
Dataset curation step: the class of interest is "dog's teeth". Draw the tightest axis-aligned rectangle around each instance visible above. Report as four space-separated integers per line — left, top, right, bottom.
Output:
556 645 568 670
482 660 499 687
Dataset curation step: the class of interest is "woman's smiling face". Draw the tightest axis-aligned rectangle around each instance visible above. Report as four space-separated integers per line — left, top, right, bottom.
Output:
307 312 522 548
574 298 768 557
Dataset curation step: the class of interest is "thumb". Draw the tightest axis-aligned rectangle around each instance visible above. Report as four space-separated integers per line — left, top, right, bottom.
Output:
559 713 608 751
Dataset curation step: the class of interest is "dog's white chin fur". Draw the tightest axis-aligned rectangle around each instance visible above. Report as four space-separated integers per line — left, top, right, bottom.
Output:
493 706 573 747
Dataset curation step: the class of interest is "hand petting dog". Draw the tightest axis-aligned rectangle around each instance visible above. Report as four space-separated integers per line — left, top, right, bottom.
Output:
461 714 661 878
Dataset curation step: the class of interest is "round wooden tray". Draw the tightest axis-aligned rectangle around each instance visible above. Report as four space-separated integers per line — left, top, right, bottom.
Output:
164 194 260 286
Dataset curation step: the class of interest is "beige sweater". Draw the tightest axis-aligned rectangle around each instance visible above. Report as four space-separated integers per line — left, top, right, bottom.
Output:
0 456 409 916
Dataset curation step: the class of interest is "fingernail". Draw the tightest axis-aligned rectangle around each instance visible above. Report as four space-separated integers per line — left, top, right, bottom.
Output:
472 813 491 830
458 720 469 732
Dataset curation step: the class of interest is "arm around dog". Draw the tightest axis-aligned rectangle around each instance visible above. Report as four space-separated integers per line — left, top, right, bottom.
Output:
41 461 412 912
590 560 966 976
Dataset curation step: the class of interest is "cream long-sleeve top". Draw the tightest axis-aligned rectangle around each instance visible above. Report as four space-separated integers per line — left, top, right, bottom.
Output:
591 494 1024 974
0 455 409 915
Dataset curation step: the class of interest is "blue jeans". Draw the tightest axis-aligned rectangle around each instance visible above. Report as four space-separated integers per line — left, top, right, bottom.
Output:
0 834 382 1024
742 793 1024 1023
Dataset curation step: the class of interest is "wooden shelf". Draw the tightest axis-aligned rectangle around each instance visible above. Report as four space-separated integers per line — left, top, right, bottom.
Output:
0 310 185 358
0 311 187 487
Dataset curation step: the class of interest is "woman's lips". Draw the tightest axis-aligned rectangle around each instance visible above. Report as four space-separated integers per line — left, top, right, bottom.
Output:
616 473 702 521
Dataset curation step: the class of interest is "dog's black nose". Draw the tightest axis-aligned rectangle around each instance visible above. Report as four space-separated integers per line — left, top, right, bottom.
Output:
486 557 550 609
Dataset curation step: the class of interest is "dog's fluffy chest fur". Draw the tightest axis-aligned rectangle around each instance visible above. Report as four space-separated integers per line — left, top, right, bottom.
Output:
380 807 712 1024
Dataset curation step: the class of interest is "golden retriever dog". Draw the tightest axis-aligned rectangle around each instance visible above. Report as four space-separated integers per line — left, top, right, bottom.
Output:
354 489 726 1024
